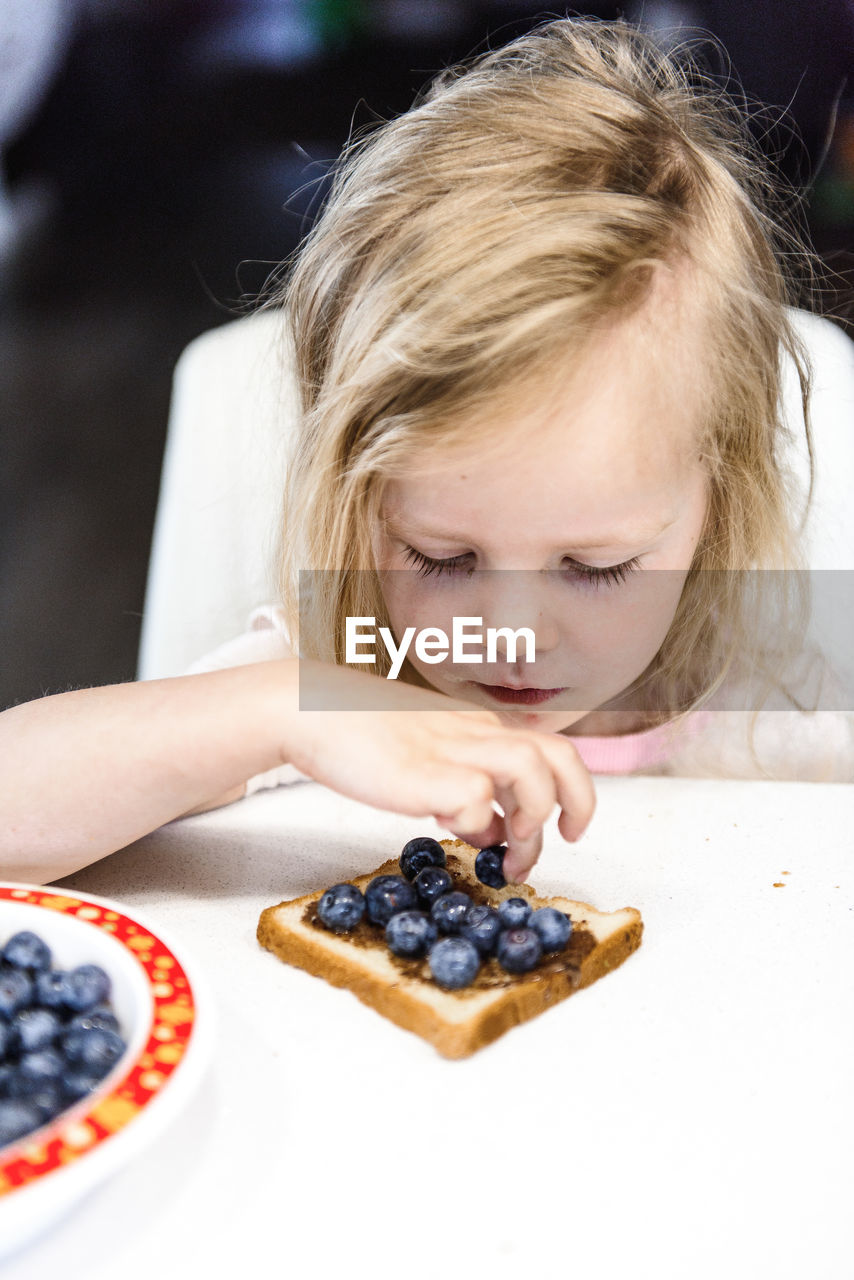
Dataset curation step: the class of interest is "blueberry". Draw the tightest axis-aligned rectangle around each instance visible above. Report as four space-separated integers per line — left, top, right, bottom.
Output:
430 891 472 935
364 875 418 926
23 1080 66 1123
413 865 454 908
0 967 33 1019
12 1008 62 1054
317 883 366 933
497 897 532 929
60 1069 103 1105
496 927 543 974
459 904 502 956
62 965 111 1014
35 964 111 1015
0 1063 15 1097
475 845 507 889
62 1028 127 1079
34 969 75 1011
385 911 438 959
68 1006 120 1035
428 937 481 990
0 1099 43 1149
0 1018 13 1061
528 907 573 953
2 930 52 973
399 837 447 881
15 1049 65 1088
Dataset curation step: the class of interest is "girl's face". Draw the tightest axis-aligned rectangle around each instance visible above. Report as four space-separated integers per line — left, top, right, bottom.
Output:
373 307 710 734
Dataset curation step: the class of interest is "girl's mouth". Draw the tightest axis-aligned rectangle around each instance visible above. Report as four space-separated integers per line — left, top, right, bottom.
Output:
469 683 568 706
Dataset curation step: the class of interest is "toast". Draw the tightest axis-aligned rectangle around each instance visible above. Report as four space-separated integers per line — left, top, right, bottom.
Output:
257 839 643 1058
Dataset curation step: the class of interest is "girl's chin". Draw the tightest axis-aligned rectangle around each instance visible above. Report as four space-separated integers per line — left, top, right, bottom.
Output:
494 706 588 731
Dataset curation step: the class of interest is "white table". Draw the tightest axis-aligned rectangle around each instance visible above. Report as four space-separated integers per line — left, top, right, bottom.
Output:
6 776 853 1279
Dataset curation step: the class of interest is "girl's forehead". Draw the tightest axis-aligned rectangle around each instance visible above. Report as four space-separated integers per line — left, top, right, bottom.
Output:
382 453 702 567
382 464 695 557
383 302 707 544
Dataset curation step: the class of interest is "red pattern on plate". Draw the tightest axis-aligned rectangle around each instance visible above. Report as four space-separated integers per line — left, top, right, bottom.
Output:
0 887 196 1197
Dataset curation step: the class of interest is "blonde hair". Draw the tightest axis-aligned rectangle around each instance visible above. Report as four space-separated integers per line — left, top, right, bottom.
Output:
271 17 819 721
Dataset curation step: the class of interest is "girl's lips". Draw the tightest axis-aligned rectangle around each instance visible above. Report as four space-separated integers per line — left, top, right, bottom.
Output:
470 683 568 706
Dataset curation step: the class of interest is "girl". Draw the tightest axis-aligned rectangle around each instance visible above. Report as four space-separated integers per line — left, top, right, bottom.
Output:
1 18 851 886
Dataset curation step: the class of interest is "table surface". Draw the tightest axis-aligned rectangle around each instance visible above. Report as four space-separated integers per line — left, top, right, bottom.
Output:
5 775 853 1279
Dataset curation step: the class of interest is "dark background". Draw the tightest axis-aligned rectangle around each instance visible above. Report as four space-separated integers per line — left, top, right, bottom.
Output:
1 0 852 710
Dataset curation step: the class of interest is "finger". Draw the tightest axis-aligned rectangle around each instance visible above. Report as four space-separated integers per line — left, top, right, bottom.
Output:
442 735 558 836
438 736 559 881
523 732 596 842
435 810 505 851
494 782 543 883
502 831 543 884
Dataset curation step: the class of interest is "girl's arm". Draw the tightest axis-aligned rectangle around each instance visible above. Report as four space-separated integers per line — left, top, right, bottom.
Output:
0 659 594 884
0 663 299 883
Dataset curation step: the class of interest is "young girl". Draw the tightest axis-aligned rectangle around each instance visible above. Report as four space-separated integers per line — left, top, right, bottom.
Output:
1 18 851 887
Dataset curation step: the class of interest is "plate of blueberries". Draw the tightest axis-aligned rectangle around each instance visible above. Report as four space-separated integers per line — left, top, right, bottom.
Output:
0 884 212 1259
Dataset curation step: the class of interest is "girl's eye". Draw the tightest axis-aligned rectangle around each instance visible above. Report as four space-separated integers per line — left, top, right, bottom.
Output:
403 546 640 586
402 550 640 588
563 556 641 587
403 546 474 578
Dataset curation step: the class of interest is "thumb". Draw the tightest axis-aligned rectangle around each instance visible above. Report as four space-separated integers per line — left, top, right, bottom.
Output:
435 811 506 851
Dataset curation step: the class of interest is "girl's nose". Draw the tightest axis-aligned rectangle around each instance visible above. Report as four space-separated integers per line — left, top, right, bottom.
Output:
479 571 561 660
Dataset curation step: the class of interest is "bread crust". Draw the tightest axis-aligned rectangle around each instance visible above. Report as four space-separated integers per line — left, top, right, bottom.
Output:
257 840 643 1058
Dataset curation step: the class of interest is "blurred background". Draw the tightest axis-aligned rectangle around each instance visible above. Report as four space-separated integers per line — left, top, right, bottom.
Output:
1 0 852 710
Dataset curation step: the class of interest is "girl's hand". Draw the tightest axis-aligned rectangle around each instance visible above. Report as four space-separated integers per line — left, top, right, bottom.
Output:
282 660 596 882
0 657 593 883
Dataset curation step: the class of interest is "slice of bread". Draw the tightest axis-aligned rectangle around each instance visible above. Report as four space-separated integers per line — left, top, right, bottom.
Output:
257 839 643 1058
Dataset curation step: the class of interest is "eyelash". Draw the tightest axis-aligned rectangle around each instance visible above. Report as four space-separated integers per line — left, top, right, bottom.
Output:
402 546 641 586
403 547 474 578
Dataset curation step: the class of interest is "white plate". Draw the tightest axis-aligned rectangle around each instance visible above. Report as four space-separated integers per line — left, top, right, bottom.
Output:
0 884 213 1259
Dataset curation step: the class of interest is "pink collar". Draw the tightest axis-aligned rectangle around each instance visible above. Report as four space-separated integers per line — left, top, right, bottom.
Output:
567 710 712 774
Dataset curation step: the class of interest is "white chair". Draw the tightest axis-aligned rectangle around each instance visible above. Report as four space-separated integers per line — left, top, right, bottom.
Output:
137 306 854 681
137 308 296 680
